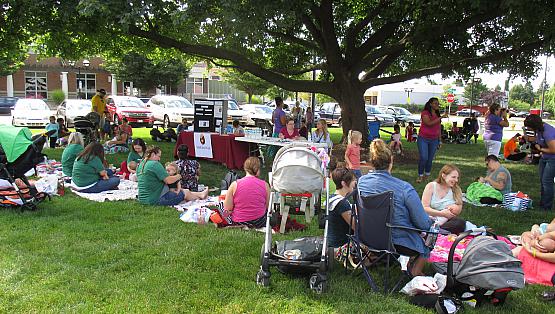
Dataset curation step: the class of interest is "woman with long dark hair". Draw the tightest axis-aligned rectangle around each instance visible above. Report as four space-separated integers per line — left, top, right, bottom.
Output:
524 114 555 211
71 142 120 193
416 97 447 183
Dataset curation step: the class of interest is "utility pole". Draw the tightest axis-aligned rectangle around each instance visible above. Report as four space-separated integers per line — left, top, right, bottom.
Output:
541 56 548 115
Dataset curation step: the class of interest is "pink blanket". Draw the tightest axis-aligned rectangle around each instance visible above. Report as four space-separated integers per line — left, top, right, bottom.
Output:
518 249 555 286
429 234 515 263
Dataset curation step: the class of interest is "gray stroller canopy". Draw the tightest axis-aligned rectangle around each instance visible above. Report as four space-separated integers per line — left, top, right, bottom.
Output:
272 143 324 194
455 236 524 291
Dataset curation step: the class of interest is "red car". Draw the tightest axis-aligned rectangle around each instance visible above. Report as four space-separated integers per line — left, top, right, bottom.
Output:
106 96 154 127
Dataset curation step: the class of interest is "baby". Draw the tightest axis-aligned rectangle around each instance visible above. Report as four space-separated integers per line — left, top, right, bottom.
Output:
127 161 138 182
165 162 182 194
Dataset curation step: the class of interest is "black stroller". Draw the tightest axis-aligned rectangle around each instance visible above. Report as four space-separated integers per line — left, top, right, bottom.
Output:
434 229 525 307
74 112 100 145
0 126 52 210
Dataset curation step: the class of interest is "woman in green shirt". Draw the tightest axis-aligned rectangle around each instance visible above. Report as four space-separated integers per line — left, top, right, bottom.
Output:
118 138 146 179
72 142 120 193
137 146 208 205
61 132 84 177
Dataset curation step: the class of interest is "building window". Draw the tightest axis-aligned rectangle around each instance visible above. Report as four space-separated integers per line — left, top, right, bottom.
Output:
210 75 221 81
25 71 48 99
186 78 203 94
76 73 96 99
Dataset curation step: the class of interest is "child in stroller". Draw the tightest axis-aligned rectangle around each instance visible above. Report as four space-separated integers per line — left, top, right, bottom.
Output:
0 126 52 210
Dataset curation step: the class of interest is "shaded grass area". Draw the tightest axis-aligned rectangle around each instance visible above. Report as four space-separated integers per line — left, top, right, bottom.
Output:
1 127 554 313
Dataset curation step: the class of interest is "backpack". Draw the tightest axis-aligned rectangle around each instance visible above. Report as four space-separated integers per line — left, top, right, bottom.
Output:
150 127 167 142
164 128 178 142
220 170 241 190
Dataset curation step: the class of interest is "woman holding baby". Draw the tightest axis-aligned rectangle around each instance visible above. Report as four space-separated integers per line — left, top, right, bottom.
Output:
421 164 466 234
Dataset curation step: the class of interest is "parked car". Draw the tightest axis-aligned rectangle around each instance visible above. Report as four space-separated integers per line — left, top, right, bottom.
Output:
318 102 395 127
0 96 18 115
456 109 481 117
147 95 194 128
318 102 342 126
105 96 154 127
378 106 420 126
365 105 396 127
226 99 252 125
56 99 91 127
240 104 273 127
11 99 51 127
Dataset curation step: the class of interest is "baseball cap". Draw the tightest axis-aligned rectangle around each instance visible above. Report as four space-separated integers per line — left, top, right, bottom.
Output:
97 89 106 94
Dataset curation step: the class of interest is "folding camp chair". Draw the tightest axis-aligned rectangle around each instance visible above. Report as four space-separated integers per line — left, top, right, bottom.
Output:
368 121 381 141
346 189 439 293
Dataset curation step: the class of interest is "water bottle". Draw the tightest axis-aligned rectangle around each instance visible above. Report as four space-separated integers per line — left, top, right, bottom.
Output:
425 222 440 248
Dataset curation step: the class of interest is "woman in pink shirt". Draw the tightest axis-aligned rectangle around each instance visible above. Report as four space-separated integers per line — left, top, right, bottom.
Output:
417 97 448 183
279 118 301 140
223 157 270 228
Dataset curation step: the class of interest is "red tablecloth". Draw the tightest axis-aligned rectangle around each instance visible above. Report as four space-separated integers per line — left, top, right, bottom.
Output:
174 132 250 169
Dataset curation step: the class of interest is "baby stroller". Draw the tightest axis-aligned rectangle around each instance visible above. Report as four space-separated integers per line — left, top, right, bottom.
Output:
0 126 51 210
434 229 524 307
257 143 331 293
74 112 100 145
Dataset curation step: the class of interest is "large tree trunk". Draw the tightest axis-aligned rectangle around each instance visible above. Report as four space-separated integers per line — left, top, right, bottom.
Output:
247 93 252 103
336 86 369 146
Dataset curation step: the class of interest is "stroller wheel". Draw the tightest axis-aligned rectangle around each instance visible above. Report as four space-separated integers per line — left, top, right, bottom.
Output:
309 273 327 294
256 270 270 287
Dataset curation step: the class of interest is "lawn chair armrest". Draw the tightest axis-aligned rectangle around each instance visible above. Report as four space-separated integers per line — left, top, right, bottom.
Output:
386 223 449 235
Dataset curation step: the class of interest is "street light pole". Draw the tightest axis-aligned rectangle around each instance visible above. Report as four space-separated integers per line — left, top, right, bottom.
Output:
404 88 413 104
468 76 481 116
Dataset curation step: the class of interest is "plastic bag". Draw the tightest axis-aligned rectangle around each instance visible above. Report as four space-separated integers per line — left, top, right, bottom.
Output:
401 273 447 296
35 174 59 195
179 206 212 224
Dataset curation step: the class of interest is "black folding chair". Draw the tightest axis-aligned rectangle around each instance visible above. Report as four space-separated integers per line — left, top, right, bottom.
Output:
346 189 439 293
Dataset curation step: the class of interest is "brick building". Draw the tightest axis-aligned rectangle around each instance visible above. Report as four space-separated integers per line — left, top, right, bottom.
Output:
0 54 247 105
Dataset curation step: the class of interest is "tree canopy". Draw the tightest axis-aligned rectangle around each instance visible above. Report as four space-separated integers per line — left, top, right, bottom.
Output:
221 70 272 103
510 82 536 104
2 0 555 140
105 53 189 92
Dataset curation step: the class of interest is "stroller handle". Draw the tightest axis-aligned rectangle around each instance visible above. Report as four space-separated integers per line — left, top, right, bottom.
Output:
446 229 497 288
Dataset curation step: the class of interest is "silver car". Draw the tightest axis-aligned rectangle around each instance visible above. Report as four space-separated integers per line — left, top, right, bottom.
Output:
56 99 92 127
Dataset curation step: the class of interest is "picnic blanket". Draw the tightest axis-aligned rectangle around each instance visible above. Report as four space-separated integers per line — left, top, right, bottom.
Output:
35 159 63 178
462 193 502 207
517 249 555 286
71 179 137 202
429 234 515 263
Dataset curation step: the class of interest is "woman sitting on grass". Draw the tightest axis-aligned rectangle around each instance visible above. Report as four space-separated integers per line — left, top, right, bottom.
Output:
118 138 146 180
71 142 120 193
223 157 269 228
61 132 84 177
137 146 208 206
357 139 432 276
421 164 466 234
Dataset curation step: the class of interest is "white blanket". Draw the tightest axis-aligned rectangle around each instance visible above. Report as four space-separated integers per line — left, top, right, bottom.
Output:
71 180 138 202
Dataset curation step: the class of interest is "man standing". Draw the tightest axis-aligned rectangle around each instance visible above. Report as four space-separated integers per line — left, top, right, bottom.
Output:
91 89 107 135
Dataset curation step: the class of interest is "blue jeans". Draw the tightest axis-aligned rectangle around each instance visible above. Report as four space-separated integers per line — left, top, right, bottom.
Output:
159 190 185 206
352 169 362 179
539 158 555 210
80 177 120 193
417 136 439 176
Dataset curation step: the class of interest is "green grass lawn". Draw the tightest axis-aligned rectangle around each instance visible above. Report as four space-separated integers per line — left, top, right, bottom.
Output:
1 127 554 313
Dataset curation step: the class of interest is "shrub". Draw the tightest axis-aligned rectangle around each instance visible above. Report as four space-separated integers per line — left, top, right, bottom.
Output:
508 99 530 111
51 89 66 105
